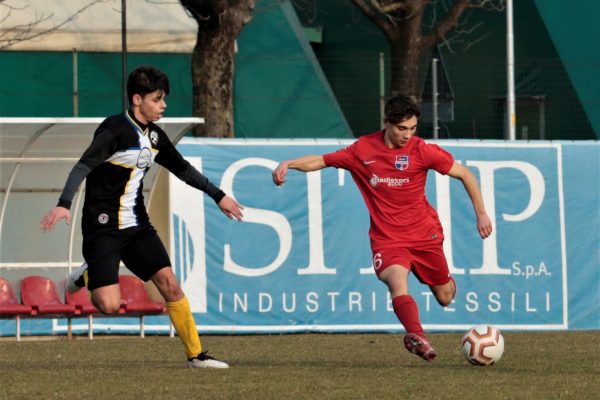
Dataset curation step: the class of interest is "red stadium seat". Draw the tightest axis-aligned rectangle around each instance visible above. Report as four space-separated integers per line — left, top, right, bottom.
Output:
119 275 166 313
20 276 76 316
0 277 33 341
65 285 98 339
118 275 166 338
66 286 98 315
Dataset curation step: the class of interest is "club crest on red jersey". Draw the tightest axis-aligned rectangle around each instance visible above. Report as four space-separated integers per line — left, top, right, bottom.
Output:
395 155 409 170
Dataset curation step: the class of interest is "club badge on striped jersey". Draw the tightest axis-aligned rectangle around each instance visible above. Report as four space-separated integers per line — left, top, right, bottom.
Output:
395 155 409 170
150 130 159 145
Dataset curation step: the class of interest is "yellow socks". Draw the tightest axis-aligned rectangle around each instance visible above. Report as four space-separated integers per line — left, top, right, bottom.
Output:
83 269 89 288
166 296 202 358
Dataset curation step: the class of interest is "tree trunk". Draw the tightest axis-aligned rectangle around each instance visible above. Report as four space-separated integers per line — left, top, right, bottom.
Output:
387 12 425 101
182 1 255 137
389 39 424 101
191 19 237 137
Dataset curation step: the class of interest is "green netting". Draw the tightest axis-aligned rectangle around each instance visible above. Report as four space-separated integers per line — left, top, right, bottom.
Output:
533 0 600 139
234 1 352 138
290 0 596 140
0 0 352 139
0 52 192 117
1 0 596 140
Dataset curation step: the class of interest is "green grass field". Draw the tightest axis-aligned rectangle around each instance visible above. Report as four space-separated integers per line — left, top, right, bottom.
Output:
1 331 598 400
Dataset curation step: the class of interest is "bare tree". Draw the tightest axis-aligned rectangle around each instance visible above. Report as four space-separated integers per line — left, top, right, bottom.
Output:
349 0 504 99
0 0 108 50
180 0 256 137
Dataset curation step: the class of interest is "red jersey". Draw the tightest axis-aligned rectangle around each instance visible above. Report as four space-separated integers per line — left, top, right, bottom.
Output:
323 131 454 249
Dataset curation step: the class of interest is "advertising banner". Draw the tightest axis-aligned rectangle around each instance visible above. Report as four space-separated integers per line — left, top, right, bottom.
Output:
169 139 594 333
2 140 598 337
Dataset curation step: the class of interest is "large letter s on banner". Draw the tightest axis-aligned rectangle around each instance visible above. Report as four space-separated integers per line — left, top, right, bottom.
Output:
221 158 292 277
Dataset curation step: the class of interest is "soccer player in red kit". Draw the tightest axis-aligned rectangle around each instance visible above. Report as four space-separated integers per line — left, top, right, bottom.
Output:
272 94 493 362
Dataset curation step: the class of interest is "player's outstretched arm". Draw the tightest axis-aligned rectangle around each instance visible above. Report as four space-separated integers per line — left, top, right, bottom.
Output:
272 155 326 186
447 162 493 239
40 206 71 232
218 195 244 221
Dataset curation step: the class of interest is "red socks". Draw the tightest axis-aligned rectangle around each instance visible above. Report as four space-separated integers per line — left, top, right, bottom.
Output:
392 295 425 337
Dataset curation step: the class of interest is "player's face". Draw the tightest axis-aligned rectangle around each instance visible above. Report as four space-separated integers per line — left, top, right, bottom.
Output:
136 90 167 123
384 116 418 148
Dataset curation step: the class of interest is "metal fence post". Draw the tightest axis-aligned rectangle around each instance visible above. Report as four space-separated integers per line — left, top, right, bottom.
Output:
432 57 439 140
379 52 385 129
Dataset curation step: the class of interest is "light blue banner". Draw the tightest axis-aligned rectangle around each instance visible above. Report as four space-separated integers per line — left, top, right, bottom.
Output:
2 140 598 337
168 139 599 332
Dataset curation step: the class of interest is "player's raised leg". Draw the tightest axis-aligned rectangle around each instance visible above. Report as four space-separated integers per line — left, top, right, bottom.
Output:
430 276 456 307
90 284 122 314
66 262 89 293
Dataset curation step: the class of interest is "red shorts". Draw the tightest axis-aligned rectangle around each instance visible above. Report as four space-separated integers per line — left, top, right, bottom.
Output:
372 244 451 286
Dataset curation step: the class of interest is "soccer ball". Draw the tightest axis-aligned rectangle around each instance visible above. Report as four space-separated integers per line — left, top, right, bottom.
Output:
461 325 504 366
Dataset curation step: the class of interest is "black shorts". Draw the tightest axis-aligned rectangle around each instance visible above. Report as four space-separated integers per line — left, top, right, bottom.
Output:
82 225 171 290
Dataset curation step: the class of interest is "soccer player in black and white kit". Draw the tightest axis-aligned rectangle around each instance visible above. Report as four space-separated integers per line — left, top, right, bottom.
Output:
41 65 243 369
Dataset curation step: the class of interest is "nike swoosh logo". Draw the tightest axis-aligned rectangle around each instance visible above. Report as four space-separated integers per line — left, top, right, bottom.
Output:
363 160 376 165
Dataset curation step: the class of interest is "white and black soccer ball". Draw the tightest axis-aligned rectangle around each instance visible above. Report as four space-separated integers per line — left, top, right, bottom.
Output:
461 325 504 366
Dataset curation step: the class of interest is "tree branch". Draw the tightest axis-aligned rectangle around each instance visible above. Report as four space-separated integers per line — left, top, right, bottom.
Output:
422 0 470 48
0 0 110 50
378 1 409 14
350 0 398 36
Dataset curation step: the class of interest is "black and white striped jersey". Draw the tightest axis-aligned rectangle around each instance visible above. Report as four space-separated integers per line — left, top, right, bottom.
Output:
58 110 224 235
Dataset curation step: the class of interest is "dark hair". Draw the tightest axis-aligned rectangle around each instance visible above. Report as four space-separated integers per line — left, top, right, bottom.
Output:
127 65 170 105
384 94 421 124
